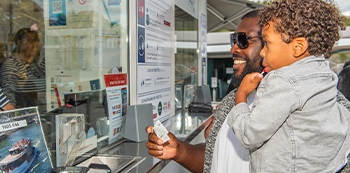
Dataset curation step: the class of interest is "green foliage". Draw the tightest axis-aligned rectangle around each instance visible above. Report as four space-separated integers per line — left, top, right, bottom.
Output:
15 111 19 117
346 18 350 26
213 30 232 32
257 0 275 5
339 53 348 63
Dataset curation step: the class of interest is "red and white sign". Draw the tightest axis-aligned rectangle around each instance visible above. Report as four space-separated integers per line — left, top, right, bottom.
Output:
104 73 128 145
79 0 87 5
138 0 145 18
104 73 128 87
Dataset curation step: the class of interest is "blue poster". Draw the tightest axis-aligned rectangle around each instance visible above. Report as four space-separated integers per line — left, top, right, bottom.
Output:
101 0 121 26
138 26 145 63
49 0 66 26
90 79 101 90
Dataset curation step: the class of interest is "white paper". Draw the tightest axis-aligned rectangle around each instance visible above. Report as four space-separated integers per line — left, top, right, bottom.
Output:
154 120 170 143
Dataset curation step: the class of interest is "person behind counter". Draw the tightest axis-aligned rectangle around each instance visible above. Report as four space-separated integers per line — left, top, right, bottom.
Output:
145 9 350 173
0 25 45 108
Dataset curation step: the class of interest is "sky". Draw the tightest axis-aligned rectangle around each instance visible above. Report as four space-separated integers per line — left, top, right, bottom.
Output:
248 0 350 16
335 0 350 16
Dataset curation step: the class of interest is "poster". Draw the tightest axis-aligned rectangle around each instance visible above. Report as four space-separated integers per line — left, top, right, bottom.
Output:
45 34 91 111
93 31 121 68
104 74 127 144
0 107 52 172
175 0 198 19
137 0 172 122
45 35 89 71
201 13 207 58
49 0 67 26
48 0 93 28
101 0 121 26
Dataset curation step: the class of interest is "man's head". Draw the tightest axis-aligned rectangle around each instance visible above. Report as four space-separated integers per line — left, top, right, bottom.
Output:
259 0 345 59
227 10 264 93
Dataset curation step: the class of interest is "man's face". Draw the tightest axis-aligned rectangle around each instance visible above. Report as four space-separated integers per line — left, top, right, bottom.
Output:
229 18 264 89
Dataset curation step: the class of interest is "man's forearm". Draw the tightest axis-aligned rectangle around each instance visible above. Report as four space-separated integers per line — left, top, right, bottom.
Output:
173 141 206 173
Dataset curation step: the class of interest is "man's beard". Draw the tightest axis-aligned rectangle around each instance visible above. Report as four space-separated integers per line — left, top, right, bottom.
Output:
227 54 264 93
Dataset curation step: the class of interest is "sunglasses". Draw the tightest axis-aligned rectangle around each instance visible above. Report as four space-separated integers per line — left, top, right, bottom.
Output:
230 32 262 49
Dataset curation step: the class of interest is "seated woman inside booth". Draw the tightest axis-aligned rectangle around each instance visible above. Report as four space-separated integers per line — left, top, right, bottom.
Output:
0 25 46 110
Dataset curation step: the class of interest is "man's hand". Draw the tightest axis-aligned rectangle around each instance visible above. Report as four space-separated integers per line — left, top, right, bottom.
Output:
146 126 179 160
235 72 263 105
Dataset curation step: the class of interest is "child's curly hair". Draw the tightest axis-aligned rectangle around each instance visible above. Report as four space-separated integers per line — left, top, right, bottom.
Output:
259 0 346 58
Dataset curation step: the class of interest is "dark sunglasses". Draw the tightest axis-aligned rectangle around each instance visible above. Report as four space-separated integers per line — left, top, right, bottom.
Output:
230 32 262 49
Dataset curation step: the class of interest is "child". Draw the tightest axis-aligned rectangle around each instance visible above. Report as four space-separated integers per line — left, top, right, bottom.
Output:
227 0 350 172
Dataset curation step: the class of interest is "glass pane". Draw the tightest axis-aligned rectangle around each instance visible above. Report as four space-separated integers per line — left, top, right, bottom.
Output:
329 49 350 74
175 6 198 108
0 0 129 169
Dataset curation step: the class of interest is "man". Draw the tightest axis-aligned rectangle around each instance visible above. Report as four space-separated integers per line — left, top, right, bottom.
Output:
146 10 350 173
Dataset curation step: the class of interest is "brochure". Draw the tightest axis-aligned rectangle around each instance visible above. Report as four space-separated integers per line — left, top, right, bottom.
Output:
0 107 52 173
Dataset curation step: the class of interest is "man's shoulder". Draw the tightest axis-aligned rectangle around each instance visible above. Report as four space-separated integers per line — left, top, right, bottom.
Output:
215 89 237 115
222 89 237 102
337 91 350 111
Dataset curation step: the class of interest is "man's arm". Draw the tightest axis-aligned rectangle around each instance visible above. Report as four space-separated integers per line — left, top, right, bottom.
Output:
146 126 206 173
335 91 350 173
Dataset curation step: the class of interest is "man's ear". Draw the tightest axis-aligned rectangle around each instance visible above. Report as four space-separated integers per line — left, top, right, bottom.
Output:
293 37 309 58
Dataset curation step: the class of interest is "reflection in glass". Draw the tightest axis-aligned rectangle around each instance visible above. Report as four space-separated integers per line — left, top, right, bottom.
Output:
0 0 129 168
175 6 198 109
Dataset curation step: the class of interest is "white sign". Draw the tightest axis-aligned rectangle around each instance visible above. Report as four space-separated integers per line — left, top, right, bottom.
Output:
226 67 233 74
211 77 217 88
137 0 172 122
0 120 27 132
201 13 207 57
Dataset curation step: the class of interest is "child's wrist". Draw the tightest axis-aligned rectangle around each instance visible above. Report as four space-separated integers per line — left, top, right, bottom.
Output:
237 87 249 97
235 88 249 105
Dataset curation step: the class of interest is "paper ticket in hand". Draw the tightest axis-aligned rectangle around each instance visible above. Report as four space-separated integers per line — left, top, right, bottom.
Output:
154 120 170 143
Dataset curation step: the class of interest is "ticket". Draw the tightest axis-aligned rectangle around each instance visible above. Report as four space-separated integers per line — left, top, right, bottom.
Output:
154 120 170 143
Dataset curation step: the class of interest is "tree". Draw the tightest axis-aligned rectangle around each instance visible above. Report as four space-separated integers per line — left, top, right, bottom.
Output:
257 0 275 5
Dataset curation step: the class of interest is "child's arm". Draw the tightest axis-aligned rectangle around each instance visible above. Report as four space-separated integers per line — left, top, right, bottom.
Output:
228 73 299 149
235 72 263 105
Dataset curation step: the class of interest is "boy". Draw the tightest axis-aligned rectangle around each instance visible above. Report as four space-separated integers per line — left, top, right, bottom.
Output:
227 0 350 172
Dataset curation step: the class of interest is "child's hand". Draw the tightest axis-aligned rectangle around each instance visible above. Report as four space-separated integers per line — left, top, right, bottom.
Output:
235 73 263 105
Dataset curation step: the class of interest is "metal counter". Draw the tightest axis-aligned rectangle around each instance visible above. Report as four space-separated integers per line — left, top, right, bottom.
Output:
98 110 213 173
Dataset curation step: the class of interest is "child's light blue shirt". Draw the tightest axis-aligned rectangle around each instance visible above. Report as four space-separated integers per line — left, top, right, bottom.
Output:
228 55 350 172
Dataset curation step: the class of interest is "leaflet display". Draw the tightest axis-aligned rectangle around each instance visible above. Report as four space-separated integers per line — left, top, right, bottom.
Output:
55 114 91 167
104 73 128 144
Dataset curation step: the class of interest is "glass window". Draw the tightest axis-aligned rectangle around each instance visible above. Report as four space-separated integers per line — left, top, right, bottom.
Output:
329 49 350 74
175 6 198 109
0 0 128 168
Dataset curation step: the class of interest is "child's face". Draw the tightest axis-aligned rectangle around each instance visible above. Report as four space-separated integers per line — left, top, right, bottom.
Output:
260 21 297 71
